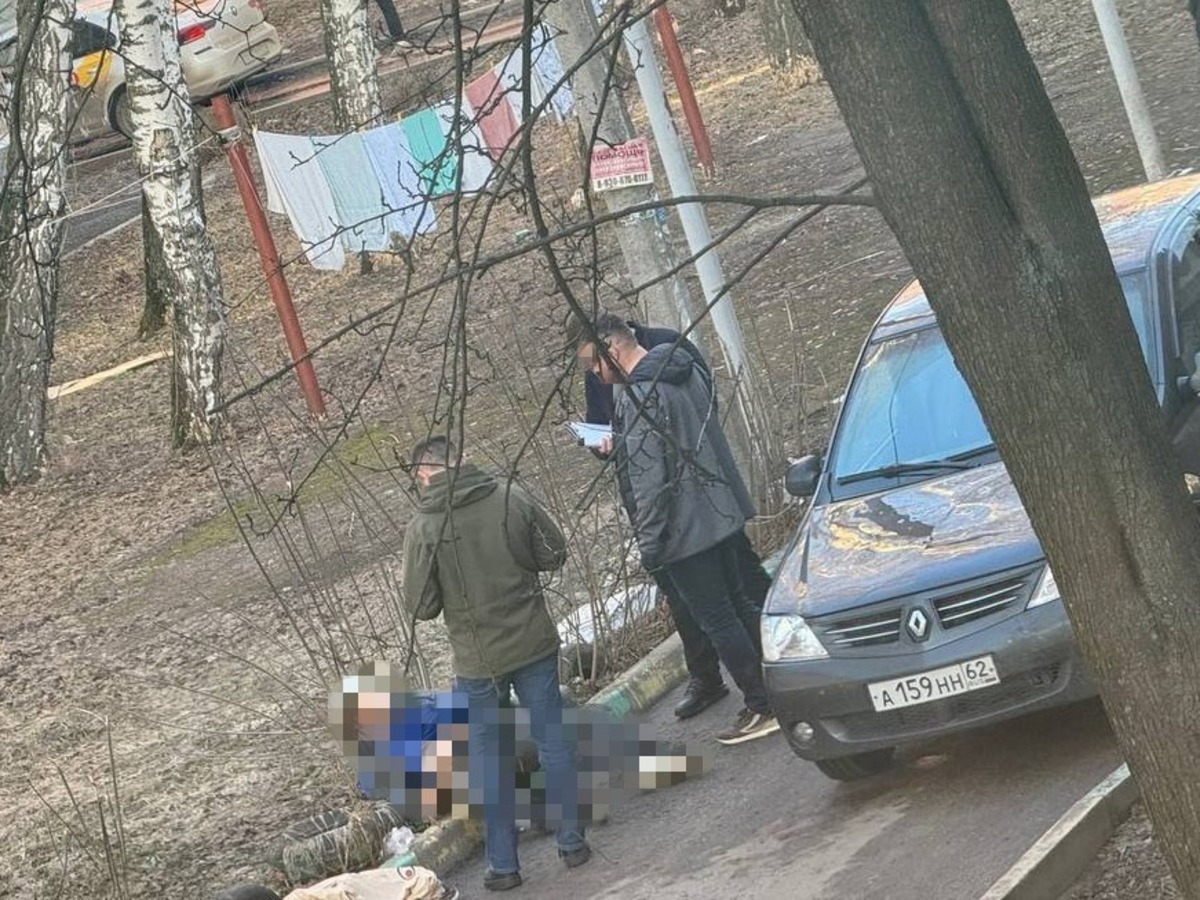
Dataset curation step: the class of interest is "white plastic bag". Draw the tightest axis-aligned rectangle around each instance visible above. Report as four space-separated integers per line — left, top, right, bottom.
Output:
384 825 416 858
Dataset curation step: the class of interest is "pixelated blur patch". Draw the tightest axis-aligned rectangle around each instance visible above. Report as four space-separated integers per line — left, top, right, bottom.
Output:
329 662 710 825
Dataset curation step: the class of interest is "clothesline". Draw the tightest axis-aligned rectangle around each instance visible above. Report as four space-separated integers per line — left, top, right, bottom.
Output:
254 25 575 273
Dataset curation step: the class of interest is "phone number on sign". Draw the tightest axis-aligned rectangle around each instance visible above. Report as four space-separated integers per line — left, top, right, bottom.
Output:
594 173 652 191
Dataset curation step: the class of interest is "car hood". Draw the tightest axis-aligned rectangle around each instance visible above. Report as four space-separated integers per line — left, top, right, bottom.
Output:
767 463 1044 618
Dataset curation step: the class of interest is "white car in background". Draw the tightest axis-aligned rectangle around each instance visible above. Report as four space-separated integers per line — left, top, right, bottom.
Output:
1 0 282 141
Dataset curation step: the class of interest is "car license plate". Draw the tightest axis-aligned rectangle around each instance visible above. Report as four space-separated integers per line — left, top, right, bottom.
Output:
868 655 1000 712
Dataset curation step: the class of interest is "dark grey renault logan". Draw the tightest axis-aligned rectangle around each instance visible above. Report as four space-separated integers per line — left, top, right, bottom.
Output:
763 174 1200 781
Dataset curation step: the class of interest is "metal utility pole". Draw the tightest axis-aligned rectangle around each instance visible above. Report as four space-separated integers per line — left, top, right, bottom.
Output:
211 95 326 419
621 15 778 503
653 5 715 176
545 0 698 333
1090 0 1165 181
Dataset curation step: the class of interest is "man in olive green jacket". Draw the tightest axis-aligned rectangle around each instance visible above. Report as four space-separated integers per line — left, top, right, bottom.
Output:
402 437 589 892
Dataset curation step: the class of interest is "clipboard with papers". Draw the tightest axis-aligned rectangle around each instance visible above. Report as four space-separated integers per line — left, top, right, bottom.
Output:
567 422 613 449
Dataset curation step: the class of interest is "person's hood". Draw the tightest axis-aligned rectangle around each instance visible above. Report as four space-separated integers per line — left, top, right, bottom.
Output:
766 462 1044 618
626 343 695 386
417 464 497 513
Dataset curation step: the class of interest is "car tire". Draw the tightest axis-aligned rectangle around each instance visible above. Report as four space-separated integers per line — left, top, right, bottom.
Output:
814 748 896 781
109 87 133 140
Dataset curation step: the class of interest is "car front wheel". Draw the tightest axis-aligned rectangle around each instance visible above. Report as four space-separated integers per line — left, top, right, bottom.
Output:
814 747 896 781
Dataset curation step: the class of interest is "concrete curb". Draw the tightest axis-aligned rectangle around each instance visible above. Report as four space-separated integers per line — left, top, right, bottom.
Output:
588 632 688 719
978 763 1138 900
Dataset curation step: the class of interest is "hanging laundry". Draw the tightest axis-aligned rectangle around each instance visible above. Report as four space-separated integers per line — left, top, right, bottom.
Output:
465 67 521 161
254 129 346 272
401 106 459 197
531 23 574 122
434 99 495 195
360 122 438 238
495 46 546 123
493 27 574 125
312 132 391 254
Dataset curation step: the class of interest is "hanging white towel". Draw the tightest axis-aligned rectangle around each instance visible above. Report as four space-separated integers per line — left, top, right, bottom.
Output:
531 24 574 122
495 46 547 123
360 122 438 238
312 132 391 253
434 99 495 195
254 129 346 272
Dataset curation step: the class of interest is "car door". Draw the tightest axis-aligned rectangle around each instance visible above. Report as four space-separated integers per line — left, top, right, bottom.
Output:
68 17 118 138
1161 208 1200 478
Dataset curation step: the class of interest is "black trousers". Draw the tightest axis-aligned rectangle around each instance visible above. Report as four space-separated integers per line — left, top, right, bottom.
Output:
657 529 771 685
661 534 770 715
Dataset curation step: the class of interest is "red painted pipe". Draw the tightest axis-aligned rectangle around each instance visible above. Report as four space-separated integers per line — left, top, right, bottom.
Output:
210 94 326 419
653 5 715 176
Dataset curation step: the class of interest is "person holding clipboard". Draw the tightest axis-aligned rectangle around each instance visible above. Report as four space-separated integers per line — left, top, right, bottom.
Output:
569 315 774 723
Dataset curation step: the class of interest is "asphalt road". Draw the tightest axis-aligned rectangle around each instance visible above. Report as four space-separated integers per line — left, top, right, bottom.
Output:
63 194 140 253
448 683 1121 900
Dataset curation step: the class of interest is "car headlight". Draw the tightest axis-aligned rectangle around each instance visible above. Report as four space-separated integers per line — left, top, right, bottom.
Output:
762 614 829 662
1026 564 1060 609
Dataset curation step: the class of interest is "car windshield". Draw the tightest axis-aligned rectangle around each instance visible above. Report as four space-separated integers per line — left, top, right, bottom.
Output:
830 272 1156 487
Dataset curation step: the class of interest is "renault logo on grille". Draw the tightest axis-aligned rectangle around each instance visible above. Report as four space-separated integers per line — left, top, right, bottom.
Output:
906 608 930 642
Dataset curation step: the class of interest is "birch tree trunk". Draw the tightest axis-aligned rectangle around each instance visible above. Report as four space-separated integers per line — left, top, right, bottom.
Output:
792 0 1200 893
321 0 382 129
139 161 204 338
0 0 74 489
115 0 226 448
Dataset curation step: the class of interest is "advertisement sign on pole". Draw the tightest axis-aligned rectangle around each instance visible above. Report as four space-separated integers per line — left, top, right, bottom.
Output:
590 137 653 193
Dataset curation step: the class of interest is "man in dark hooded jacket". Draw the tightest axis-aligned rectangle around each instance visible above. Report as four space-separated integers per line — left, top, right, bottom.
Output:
578 317 774 721
579 314 778 746
402 437 589 891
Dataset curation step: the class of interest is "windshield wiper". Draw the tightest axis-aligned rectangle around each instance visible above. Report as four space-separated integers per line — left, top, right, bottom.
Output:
837 460 974 485
948 444 996 461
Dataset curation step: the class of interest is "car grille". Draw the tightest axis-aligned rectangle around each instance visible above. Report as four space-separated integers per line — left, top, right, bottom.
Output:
825 664 1065 742
817 568 1039 652
821 609 902 648
933 573 1033 629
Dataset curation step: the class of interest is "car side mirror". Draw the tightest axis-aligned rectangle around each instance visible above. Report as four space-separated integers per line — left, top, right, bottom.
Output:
1178 353 1200 399
785 455 822 499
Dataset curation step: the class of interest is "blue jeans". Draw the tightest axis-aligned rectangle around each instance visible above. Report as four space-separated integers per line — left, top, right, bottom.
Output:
455 652 586 875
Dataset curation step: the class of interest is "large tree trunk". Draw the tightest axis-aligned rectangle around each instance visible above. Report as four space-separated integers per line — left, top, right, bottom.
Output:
0 0 74 489
759 0 819 80
321 0 382 129
116 0 226 448
791 0 1200 894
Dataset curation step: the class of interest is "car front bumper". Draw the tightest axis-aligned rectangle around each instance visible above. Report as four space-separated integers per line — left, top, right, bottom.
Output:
764 601 1096 761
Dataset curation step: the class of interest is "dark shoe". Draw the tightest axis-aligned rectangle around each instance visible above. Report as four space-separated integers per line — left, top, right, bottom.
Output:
559 843 592 869
483 869 523 891
674 678 729 719
716 708 781 746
